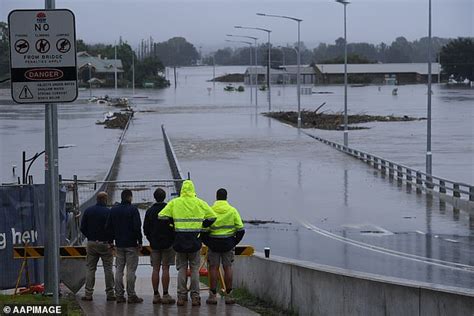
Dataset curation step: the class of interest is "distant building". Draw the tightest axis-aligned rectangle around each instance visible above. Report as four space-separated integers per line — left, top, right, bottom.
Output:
314 63 441 84
244 66 286 85
244 63 441 85
77 52 124 86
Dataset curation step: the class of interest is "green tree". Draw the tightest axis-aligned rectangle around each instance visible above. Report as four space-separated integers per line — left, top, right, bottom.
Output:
440 37 474 80
135 56 169 87
154 37 199 66
0 22 10 80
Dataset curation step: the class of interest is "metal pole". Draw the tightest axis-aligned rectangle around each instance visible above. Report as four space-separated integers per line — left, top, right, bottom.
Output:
212 56 216 88
426 0 432 175
22 151 26 184
249 44 253 105
343 3 348 147
297 21 302 128
267 32 271 111
88 64 92 98
254 40 258 108
44 0 59 306
132 53 135 96
114 44 118 96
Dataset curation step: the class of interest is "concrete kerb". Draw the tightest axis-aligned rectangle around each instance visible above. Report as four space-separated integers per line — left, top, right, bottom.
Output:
233 253 474 315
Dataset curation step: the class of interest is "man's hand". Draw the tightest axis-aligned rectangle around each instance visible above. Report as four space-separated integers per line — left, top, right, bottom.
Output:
137 244 143 252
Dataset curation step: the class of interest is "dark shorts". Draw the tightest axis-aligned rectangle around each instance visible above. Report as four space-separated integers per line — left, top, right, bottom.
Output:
207 249 234 267
150 247 176 267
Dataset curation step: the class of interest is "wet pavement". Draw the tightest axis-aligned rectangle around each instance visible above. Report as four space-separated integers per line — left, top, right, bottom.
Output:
77 267 257 316
1 66 473 291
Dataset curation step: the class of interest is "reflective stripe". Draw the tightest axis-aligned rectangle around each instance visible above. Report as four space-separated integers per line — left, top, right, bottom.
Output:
174 218 204 223
209 233 236 238
175 228 203 232
210 225 236 230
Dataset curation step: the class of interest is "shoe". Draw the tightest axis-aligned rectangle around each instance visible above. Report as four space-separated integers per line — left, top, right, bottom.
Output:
81 296 93 301
177 296 187 306
152 294 161 304
106 296 116 301
206 292 217 305
128 296 144 304
161 294 175 305
225 292 235 305
191 296 201 306
116 296 126 303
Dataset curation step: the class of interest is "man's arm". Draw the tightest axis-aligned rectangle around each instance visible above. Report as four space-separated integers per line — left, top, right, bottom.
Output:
143 209 151 240
202 200 217 228
234 209 245 244
80 209 89 239
133 207 143 246
105 212 114 242
158 201 173 220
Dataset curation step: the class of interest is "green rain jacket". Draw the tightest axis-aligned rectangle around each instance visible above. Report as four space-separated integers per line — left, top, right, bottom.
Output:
159 180 216 253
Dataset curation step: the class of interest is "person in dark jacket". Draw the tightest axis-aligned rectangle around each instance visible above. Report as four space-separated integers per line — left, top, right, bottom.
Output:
203 188 245 305
143 188 176 305
105 189 143 304
80 192 115 301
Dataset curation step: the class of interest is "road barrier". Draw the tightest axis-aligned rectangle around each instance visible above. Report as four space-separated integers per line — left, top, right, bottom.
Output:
162 125 184 193
303 132 474 212
234 254 474 315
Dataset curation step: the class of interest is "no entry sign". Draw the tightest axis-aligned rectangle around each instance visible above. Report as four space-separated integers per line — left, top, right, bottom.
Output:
8 9 78 104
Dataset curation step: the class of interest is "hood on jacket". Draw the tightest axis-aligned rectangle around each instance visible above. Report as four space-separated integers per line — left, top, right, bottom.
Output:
180 180 196 197
212 200 232 214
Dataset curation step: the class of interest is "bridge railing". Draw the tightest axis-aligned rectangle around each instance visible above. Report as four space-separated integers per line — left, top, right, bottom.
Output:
161 124 185 192
304 133 474 203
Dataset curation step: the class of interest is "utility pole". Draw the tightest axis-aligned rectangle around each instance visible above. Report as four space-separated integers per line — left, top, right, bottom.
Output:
426 0 433 175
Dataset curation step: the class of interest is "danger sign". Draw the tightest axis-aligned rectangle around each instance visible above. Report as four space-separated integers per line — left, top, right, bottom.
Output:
8 9 78 104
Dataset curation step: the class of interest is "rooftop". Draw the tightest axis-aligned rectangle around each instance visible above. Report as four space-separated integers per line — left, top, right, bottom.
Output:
77 52 124 73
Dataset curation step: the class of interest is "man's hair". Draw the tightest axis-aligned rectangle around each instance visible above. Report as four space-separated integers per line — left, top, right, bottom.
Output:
96 191 108 204
216 188 227 200
154 188 166 202
121 189 133 201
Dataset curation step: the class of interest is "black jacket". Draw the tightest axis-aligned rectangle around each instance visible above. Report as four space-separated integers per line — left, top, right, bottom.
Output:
80 202 112 242
202 230 245 253
106 201 143 248
143 202 174 250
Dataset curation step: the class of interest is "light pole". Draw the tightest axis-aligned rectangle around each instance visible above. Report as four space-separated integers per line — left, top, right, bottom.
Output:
87 62 92 98
226 34 258 106
225 39 253 105
335 0 350 147
235 26 272 111
257 13 303 127
426 0 433 175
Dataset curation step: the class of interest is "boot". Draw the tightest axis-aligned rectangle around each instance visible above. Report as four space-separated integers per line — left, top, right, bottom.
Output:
206 292 217 305
225 291 236 305
161 293 176 305
176 296 187 306
116 296 126 303
152 293 161 304
191 296 201 306
127 296 144 304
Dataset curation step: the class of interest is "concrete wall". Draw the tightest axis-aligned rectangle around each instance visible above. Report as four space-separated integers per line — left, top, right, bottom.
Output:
233 254 474 316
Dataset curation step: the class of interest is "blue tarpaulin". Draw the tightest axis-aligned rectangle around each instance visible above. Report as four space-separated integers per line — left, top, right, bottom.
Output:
0 184 66 290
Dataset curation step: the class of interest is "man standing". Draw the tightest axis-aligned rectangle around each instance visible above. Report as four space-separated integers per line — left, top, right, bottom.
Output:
203 188 245 305
159 180 216 307
106 189 143 304
80 192 115 301
143 188 176 305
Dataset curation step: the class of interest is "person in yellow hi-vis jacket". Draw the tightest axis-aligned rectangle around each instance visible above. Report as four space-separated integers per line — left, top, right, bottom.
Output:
202 188 245 305
158 180 216 307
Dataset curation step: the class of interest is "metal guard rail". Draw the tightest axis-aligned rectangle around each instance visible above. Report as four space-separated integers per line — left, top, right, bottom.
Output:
303 132 474 202
161 124 184 193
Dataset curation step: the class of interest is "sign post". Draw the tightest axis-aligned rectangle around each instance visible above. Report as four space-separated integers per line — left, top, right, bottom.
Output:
8 5 77 304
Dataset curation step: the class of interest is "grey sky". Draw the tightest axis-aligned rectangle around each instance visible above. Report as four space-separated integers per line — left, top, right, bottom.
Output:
1 0 472 52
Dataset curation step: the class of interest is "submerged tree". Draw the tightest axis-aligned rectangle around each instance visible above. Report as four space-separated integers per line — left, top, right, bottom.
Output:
440 37 474 80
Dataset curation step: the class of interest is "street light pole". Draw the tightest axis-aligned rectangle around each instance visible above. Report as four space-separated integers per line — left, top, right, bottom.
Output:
335 0 350 147
235 26 272 111
257 13 303 126
426 0 433 175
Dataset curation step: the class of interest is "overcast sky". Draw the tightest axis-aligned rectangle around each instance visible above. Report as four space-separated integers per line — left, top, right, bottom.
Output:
1 0 472 52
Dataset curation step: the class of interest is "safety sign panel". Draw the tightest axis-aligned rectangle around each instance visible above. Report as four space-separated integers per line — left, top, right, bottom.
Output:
8 9 78 104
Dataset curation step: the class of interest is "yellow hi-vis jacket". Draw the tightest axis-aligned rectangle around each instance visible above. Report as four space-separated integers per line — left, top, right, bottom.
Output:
209 200 244 238
159 180 216 233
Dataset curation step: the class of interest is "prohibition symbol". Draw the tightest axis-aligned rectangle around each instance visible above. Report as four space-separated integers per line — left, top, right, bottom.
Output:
19 85 34 99
35 39 50 53
56 38 71 53
14 39 29 54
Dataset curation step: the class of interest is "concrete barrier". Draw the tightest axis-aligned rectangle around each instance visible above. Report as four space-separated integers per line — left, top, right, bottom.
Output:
233 254 474 316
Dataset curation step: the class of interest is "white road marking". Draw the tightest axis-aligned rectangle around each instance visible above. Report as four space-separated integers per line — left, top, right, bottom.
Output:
415 230 426 235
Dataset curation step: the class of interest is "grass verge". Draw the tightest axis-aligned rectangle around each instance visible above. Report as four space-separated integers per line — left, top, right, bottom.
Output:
0 293 83 315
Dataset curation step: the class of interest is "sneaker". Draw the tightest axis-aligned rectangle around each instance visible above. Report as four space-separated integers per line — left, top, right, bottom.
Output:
161 294 175 305
225 292 236 305
81 296 93 301
116 296 126 303
191 296 201 306
176 296 187 306
152 294 161 304
128 296 144 304
106 296 116 301
206 292 217 305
